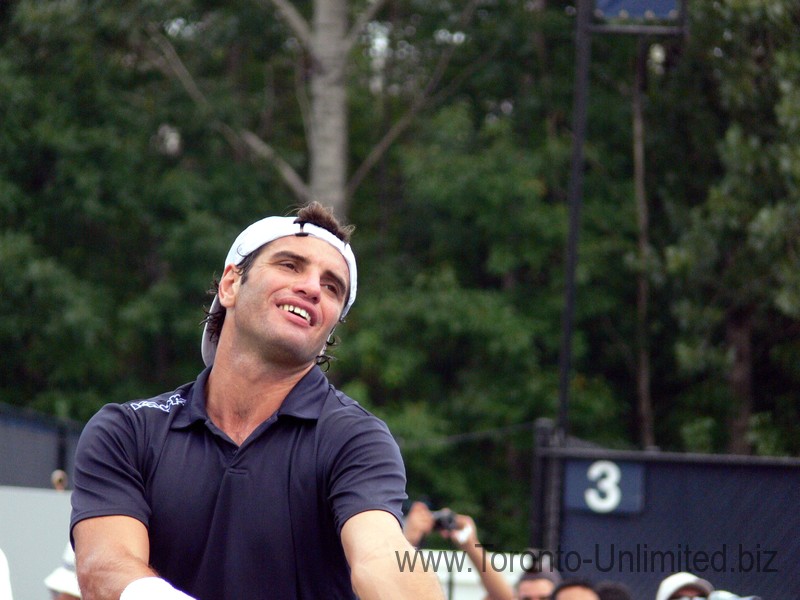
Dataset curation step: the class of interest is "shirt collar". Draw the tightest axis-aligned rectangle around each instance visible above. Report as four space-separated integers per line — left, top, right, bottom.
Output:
277 366 331 420
171 365 330 429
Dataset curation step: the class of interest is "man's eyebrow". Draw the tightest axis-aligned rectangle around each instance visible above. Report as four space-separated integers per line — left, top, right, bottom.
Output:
270 250 348 297
270 250 309 265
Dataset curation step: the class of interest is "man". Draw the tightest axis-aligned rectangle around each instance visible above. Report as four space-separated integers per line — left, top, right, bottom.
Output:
71 203 444 600
655 572 713 600
595 580 633 600
552 579 600 600
516 568 561 600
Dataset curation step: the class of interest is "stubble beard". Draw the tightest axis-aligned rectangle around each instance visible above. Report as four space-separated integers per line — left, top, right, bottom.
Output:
258 336 322 369
251 316 328 370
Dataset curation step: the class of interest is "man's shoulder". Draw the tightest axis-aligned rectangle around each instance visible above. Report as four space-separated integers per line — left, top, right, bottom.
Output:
88 380 198 428
318 385 394 439
126 385 192 414
322 386 374 418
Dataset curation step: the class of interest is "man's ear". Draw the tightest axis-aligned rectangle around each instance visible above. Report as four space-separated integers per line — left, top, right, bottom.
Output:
218 264 241 309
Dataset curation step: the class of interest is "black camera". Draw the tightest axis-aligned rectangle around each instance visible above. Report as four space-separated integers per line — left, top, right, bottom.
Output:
430 508 457 531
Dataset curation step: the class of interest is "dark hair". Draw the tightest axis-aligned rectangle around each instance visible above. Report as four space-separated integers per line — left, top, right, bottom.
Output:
518 569 563 589
552 578 597 599
595 581 633 600
203 202 354 369
516 549 562 590
294 201 354 244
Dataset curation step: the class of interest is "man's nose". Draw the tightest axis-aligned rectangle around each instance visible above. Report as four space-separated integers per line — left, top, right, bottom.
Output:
292 270 322 300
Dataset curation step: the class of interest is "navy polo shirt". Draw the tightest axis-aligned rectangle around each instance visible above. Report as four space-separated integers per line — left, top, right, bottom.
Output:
71 366 407 600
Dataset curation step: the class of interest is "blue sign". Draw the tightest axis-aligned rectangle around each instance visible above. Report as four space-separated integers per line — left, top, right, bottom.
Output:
564 459 645 514
594 0 680 20
557 456 800 598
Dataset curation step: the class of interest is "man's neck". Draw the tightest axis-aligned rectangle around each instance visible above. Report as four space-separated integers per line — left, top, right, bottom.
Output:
205 356 314 445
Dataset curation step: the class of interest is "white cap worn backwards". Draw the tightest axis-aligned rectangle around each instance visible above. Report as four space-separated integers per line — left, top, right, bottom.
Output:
201 216 358 367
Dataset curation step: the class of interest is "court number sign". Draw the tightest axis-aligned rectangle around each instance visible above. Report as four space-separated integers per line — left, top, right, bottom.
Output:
564 459 644 514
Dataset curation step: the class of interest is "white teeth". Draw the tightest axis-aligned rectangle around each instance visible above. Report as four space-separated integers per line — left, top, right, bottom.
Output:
280 304 311 324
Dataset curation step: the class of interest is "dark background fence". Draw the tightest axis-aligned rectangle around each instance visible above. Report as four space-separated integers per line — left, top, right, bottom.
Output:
0 403 83 489
531 419 800 599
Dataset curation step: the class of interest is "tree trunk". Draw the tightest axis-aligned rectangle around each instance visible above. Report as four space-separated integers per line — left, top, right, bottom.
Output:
528 0 559 140
726 310 754 454
309 0 349 218
632 39 655 449
153 0 472 221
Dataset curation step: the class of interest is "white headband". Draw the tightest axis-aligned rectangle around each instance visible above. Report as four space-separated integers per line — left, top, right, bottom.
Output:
201 216 357 367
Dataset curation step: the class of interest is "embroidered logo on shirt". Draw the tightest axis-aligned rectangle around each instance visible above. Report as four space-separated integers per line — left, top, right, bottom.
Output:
131 393 187 413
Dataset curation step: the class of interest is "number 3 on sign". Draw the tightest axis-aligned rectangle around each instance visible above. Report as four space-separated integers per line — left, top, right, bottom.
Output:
584 460 622 513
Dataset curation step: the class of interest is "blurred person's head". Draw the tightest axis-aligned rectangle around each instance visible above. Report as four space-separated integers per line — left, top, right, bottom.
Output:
516 561 561 600
596 580 633 600
552 578 599 600
656 572 713 600
517 575 556 600
50 469 68 491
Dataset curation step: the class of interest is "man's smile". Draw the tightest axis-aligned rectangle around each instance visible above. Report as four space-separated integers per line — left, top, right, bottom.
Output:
279 304 312 325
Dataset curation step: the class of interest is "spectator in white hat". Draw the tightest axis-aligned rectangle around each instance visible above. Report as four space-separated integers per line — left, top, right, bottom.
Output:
656 572 714 600
44 543 80 599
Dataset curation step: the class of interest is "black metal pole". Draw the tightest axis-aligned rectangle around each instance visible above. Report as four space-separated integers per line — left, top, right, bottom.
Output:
529 418 553 548
557 0 592 442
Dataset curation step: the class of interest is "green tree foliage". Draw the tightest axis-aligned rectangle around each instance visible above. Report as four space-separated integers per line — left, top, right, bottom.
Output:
662 0 800 454
0 0 286 417
341 101 630 545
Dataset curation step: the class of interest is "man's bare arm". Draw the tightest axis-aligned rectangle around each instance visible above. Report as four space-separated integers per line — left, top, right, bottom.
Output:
341 510 445 600
73 515 155 600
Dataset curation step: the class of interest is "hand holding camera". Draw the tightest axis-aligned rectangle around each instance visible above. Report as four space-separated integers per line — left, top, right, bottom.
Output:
430 508 457 532
403 503 475 547
431 508 475 546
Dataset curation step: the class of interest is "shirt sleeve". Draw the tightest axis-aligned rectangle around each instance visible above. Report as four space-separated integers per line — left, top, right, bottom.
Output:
70 403 152 536
323 403 408 534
